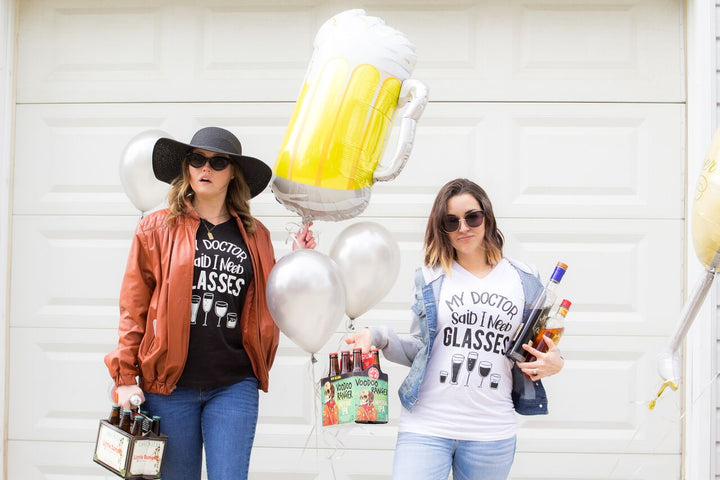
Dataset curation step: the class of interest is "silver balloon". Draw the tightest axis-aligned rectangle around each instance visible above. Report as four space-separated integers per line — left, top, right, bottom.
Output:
329 222 400 320
119 129 171 213
266 249 346 354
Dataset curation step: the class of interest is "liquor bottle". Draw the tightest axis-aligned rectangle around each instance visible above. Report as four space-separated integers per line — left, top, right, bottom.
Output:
108 405 121 426
340 350 353 374
352 348 363 373
130 415 144 436
117 409 132 433
524 299 571 362
328 352 340 377
506 262 568 362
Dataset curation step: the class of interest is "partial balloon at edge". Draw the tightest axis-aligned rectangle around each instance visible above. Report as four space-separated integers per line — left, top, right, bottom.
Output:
119 129 171 213
271 9 428 222
692 128 720 269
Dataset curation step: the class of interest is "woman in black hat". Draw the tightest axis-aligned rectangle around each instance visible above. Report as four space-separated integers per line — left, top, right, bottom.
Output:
105 127 315 480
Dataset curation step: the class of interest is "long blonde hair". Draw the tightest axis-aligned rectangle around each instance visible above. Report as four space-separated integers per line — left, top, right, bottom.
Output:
164 159 256 233
424 178 504 274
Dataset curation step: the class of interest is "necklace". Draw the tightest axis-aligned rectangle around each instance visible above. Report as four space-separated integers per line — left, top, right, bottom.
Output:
200 215 228 240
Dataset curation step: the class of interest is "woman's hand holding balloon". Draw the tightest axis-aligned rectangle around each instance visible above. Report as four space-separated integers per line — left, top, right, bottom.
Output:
516 336 564 380
292 222 317 250
344 327 373 353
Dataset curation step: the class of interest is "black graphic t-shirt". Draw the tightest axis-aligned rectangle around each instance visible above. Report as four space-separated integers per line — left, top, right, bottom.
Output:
177 217 254 388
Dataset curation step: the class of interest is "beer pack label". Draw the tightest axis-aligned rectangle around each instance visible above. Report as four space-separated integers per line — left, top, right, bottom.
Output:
321 367 388 426
94 422 130 473
93 419 167 479
129 439 165 477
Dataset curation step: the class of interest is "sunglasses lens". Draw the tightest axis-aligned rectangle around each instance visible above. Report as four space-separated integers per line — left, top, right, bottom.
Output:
187 153 206 168
442 216 460 232
465 211 484 228
442 211 484 232
187 153 230 171
208 157 230 170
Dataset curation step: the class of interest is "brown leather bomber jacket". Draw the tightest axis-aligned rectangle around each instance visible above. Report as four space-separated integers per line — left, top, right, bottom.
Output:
104 207 279 394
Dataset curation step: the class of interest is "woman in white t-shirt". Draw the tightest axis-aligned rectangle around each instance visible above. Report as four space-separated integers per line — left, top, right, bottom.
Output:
346 178 564 480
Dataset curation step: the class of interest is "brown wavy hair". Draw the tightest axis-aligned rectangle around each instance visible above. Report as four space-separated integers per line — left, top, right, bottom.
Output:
164 158 256 233
424 178 504 273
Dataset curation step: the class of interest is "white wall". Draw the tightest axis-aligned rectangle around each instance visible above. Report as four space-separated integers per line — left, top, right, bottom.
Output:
0 0 17 478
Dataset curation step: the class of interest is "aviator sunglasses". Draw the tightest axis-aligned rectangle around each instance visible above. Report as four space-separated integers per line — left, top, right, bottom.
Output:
442 210 485 232
186 152 231 171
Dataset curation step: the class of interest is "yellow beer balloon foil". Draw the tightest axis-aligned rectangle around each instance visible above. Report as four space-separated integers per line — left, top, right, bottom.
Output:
693 130 720 269
272 9 428 222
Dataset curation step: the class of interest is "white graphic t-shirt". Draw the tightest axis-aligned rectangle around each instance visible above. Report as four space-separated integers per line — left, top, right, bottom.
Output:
398 258 525 441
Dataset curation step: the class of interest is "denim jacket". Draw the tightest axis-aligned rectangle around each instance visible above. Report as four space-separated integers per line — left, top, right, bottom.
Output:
369 258 548 415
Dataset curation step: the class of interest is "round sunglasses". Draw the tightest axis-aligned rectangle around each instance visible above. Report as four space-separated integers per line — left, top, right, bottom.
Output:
442 210 484 232
185 152 231 171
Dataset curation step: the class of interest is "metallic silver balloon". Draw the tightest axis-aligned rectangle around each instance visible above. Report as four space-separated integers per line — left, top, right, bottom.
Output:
329 222 400 320
266 249 346 354
119 129 171 213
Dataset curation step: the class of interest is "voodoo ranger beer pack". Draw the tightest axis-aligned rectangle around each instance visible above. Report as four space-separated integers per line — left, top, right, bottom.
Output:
320 352 389 426
93 419 167 479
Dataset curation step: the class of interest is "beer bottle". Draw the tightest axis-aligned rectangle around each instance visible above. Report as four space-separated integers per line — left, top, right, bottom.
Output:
328 352 340 377
130 415 144 436
151 416 161 436
371 348 381 370
142 416 152 435
352 348 363 373
340 350 352 374
108 405 121 426
117 409 132 433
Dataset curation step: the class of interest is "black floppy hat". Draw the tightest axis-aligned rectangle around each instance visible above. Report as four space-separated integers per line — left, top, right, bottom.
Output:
152 127 272 198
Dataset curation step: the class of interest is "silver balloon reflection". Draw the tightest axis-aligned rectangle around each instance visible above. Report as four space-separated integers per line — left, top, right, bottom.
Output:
266 249 346 354
330 222 400 320
119 129 171 213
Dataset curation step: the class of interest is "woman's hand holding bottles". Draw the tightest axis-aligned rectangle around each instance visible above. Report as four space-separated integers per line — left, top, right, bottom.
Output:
115 384 145 410
516 336 564 380
344 327 373 353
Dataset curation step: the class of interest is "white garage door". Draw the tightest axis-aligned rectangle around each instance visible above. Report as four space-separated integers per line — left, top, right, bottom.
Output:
8 1 685 479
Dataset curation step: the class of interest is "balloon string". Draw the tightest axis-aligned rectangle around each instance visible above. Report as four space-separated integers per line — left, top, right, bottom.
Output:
285 221 319 250
612 366 720 477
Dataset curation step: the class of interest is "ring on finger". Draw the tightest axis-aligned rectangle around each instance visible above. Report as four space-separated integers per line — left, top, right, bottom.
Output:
532 369 538 376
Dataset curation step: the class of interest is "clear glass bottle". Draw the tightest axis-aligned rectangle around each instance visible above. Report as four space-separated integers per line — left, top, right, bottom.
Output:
524 299 571 362
506 262 568 362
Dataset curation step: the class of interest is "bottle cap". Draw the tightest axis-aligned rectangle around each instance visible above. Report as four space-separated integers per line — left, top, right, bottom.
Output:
550 262 568 283
560 299 572 308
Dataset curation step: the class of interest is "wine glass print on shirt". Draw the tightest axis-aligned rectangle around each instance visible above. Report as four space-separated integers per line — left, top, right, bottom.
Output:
202 292 214 327
215 301 228 327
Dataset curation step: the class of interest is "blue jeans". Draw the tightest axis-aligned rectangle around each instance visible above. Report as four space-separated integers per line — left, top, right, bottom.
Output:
392 432 516 480
143 377 259 480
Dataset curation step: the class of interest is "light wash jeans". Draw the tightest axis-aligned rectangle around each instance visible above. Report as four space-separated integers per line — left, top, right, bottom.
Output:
143 377 259 480
392 431 516 480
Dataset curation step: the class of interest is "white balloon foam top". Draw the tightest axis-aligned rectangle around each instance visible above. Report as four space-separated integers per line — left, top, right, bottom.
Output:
311 9 418 80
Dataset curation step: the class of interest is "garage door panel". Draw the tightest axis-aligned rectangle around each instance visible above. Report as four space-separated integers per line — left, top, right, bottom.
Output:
15 102 683 219
503 218 683 337
8 328 117 442
10 216 137 329
6 441 681 479
17 0 683 103
518 336 680 454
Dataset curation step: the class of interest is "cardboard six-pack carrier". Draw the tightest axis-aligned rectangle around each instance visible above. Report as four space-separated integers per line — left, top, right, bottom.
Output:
320 351 389 426
93 415 167 479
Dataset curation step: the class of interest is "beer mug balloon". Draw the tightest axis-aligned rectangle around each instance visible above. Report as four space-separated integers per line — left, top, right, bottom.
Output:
651 127 720 409
272 9 428 222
